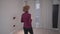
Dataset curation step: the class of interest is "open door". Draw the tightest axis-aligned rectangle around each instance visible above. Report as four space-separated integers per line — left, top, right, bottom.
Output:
52 4 59 28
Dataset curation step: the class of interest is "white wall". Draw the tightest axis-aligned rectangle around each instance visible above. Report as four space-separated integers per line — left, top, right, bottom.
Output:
0 0 21 34
18 0 53 29
53 0 59 4
40 0 53 29
58 1 60 30
0 0 35 34
0 0 1 34
0 0 53 34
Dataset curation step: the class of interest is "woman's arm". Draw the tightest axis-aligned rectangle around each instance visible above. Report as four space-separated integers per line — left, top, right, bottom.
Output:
21 14 24 22
29 14 32 23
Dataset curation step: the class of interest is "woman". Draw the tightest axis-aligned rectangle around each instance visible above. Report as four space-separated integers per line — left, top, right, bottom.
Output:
21 5 33 34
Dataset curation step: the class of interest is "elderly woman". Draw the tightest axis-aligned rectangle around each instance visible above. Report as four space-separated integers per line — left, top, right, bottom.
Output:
21 5 33 34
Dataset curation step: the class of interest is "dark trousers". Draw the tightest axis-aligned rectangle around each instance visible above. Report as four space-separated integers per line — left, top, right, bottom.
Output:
23 27 33 34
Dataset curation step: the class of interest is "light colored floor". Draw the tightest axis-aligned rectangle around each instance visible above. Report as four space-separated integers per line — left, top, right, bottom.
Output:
13 28 60 34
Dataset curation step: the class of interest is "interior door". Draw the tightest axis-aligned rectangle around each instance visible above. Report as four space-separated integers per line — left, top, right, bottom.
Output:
52 4 59 28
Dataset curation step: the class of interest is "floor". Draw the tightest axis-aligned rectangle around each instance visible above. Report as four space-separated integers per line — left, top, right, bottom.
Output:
13 28 60 34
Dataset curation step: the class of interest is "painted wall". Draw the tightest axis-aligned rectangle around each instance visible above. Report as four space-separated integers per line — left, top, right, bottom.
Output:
17 0 53 29
40 0 53 29
0 0 20 34
58 1 60 30
0 0 2 34
0 0 53 34
53 0 59 4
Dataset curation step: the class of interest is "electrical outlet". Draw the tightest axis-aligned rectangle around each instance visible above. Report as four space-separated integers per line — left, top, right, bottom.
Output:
13 17 16 20
13 25 15 27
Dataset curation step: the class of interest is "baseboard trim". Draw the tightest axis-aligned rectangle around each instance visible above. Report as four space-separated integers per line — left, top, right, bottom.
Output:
9 28 22 34
33 27 59 31
10 27 60 34
10 30 16 34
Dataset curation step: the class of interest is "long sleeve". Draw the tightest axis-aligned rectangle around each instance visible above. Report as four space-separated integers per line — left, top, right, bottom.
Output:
21 14 24 22
21 13 32 28
29 14 32 23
